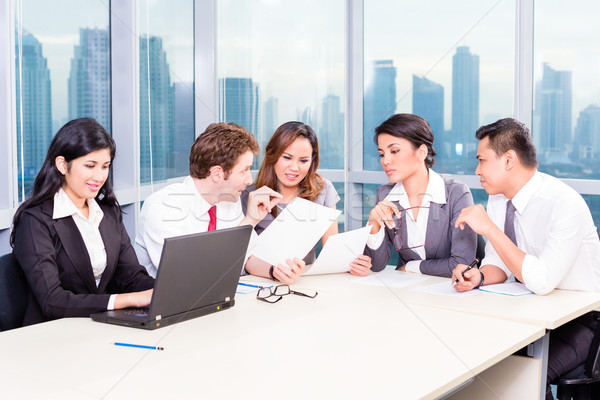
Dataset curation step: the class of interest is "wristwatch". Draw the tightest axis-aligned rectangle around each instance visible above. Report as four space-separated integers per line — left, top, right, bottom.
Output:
475 269 485 289
269 265 277 281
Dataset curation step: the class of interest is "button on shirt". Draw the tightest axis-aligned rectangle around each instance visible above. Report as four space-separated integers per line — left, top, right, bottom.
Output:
367 169 447 274
53 188 116 310
134 176 251 277
482 171 600 295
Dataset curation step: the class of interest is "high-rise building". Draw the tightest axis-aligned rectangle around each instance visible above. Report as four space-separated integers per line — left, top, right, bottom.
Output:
573 104 600 161
173 82 194 177
412 74 445 158
258 96 278 166
364 60 397 170
536 63 573 159
219 77 260 136
451 46 479 158
139 35 174 183
15 30 52 197
68 28 110 132
319 94 344 169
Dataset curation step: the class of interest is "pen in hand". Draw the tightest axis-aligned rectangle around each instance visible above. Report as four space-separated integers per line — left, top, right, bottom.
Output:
453 258 480 285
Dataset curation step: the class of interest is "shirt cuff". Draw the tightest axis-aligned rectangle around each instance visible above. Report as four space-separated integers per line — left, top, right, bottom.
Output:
366 226 385 249
404 260 422 274
107 294 117 310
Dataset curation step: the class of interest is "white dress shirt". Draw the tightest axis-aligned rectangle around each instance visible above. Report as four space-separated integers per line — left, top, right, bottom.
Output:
53 188 116 310
134 176 251 277
367 169 447 274
483 171 600 295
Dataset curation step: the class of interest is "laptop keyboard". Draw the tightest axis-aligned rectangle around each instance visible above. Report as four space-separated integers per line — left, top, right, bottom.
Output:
124 308 149 317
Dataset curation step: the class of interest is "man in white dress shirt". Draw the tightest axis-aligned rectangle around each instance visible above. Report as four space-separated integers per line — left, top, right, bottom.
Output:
452 118 600 400
135 122 305 284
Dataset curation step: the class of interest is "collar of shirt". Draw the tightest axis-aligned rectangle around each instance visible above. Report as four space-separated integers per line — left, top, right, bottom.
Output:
507 170 542 215
183 176 214 218
52 188 104 225
385 169 447 209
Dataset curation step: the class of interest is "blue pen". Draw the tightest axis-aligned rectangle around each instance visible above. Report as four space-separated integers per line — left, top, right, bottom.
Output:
114 342 164 350
238 282 263 289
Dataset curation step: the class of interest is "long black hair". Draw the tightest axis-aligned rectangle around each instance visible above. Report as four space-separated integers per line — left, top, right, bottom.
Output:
11 118 119 246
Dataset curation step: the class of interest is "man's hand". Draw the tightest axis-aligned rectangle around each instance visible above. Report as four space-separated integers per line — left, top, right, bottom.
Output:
242 186 282 227
455 204 495 236
451 264 481 292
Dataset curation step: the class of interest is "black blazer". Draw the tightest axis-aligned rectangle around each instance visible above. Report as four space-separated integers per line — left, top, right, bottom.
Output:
13 198 155 326
365 176 477 277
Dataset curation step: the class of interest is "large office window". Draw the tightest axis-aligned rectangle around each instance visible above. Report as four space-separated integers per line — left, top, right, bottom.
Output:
363 0 515 175
217 0 345 170
14 0 109 201
139 0 195 184
533 1 600 228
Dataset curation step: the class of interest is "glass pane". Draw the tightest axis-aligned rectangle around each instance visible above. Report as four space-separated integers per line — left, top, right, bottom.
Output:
15 0 109 201
139 0 195 184
217 0 345 169
533 1 600 180
363 0 515 174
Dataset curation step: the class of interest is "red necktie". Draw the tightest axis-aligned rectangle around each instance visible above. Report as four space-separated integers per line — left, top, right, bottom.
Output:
208 205 217 231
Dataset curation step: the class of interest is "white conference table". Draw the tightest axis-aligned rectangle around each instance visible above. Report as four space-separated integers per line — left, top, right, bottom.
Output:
342 270 600 400
0 272 544 400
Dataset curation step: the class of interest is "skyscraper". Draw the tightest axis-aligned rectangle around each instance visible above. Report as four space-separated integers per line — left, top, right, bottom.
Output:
364 60 397 170
536 63 572 159
139 35 174 183
319 94 344 169
573 104 600 161
259 96 278 165
68 28 110 132
451 46 479 158
219 77 260 136
412 74 445 157
15 30 52 198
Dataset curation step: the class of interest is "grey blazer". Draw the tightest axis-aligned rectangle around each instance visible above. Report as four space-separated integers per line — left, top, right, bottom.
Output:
365 176 477 277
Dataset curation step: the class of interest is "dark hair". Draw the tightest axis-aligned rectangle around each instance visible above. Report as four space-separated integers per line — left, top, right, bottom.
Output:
11 118 118 246
374 114 436 168
189 122 259 179
255 121 324 205
475 118 537 168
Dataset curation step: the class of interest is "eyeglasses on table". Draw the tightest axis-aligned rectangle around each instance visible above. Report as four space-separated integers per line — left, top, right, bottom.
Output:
256 284 318 304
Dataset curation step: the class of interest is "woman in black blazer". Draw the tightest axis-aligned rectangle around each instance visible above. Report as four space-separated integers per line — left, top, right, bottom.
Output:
12 118 155 326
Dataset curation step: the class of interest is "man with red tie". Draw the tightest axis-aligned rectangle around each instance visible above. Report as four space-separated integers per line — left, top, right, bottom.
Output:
451 118 600 400
134 122 305 283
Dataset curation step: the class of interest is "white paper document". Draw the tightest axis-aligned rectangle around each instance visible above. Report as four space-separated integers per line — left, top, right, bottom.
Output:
249 197 341 267
304 226 372 275
479 282 533 296
412 281 478 297
354 270 431 288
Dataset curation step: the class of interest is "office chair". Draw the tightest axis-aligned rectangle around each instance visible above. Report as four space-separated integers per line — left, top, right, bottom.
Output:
0 253 28 331
552 313 600 400
475 234 486 267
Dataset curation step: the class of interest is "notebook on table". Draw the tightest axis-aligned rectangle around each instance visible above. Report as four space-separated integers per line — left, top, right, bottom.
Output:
91 225 252 330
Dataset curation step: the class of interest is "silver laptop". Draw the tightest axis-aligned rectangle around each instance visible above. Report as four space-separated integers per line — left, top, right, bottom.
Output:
91 225 252 329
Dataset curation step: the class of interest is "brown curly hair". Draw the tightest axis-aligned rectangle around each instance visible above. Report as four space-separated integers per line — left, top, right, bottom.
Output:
189 122 259 179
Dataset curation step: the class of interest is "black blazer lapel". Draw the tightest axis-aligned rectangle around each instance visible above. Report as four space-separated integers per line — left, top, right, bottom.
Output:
53 216 98 294
98 211 119 293
424 202 449 259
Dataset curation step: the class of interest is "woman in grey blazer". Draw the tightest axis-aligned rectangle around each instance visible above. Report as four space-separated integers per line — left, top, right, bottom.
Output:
365 114 477 277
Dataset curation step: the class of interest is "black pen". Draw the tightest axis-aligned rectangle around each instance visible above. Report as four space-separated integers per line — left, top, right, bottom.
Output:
453 258 480 285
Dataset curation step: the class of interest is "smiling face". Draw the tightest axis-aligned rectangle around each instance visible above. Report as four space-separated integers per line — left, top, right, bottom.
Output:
58 148 111 207
377 133 426 183
273 137 313 191
219 150 254 201
475 136 509 195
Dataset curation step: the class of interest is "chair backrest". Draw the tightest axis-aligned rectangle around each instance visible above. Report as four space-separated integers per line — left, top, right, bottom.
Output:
0 253 28 331
476 234 486 266
584 313 600 379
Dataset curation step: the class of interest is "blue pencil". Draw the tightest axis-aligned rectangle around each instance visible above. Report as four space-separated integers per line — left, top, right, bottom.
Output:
114 342 164 350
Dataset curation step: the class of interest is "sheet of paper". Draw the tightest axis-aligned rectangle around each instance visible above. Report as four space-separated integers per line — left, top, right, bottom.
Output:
479 282 533 296
353 270 431 288
236 281 273 294
304 226 372 275
411 281 478 297
249 197 341 266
